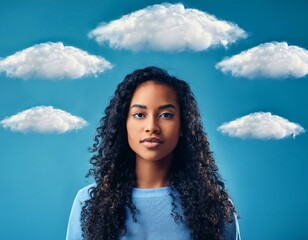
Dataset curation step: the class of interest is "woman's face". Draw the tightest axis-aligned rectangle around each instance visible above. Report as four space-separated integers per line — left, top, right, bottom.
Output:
126 81 181 163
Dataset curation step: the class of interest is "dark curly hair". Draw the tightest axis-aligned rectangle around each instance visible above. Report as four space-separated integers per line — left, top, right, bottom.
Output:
81 66 237 240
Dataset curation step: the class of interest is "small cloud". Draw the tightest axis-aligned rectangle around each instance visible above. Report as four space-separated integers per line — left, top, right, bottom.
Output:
89 3 246 52
216 42 308 79
218 112 305 139
0 42 113 80
1 106 88 133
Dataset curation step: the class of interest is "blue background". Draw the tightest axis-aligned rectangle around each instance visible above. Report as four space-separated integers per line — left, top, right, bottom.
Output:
0 0 307 239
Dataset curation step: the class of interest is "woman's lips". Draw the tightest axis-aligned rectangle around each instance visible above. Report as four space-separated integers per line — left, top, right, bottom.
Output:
141 141 162 149
140 138 163 149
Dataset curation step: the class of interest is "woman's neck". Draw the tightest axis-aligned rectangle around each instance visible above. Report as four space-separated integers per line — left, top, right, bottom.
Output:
135 156 172 189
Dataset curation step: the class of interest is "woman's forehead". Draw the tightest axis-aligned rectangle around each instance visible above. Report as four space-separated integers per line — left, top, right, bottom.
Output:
130 81 179 106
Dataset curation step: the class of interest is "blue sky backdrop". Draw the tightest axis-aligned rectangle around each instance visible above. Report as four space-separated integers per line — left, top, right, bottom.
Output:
0 0 307 239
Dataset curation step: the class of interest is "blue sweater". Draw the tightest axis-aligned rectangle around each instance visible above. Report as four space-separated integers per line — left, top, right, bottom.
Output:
66 184 241 240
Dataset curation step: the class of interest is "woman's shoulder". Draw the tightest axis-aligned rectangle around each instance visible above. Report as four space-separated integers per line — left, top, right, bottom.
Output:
221 206 241 240
75 182 97 202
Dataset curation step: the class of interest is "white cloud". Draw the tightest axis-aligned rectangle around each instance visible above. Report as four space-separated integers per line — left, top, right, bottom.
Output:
89 3 246 51
216 42 308 79
0 42 113 80
218 112 305 139
1 106 88 133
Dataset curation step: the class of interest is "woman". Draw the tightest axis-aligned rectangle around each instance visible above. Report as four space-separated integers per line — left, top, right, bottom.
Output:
66 66 241 240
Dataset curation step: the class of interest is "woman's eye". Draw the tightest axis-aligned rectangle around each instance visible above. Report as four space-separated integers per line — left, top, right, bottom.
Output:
160 112 174 119
132 113 145 119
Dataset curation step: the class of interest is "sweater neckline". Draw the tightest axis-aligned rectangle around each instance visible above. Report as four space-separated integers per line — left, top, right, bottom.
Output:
132 186 172 198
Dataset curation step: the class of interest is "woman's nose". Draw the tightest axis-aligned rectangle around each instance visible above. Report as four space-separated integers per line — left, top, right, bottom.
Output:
145 117 160 134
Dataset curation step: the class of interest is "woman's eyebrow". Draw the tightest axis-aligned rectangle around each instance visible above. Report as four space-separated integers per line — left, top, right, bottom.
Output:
158 104 176 110
130 104 176 110
130 104 146 109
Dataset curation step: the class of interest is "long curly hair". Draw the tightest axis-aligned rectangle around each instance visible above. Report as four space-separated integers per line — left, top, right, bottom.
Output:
81 66 236 240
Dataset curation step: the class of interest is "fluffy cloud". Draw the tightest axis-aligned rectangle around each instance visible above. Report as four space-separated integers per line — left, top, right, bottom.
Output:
218 112 305 139
216 42 308 79
1 106 88 133
0 42 112 80
89 3 246 51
